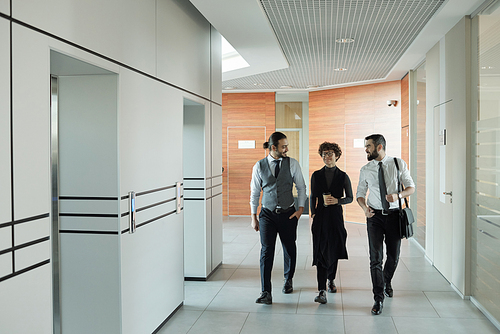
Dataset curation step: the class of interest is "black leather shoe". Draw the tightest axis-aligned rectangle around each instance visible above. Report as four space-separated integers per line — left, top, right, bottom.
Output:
282 278 293 294
371 301 383 315
256 291 272 304
314 290 327 304
328 280 337 293
384 282 393 298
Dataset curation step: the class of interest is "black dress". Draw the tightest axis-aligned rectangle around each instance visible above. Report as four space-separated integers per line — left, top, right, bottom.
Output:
310 166 353 275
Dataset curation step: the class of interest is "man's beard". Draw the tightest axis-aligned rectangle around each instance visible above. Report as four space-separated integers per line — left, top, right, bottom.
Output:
367 150 379 161
275 151 286 158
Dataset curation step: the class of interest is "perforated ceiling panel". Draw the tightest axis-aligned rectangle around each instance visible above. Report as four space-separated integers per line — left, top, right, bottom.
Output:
223 0 445 91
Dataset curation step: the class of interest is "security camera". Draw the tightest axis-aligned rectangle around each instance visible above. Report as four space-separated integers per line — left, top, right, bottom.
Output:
387 100 398 107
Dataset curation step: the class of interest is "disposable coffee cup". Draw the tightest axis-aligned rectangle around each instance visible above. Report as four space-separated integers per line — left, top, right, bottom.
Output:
323 192 331 207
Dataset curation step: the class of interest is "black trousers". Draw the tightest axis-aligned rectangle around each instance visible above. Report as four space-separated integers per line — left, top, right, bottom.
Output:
316 259 338 291
367 210 401 302
259 207 298 293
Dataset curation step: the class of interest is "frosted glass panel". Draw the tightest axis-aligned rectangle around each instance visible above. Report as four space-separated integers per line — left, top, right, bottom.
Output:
472 8 500 324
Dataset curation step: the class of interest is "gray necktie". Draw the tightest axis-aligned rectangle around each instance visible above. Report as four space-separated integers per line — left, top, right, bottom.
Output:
379 162 389 213
274 160 280 178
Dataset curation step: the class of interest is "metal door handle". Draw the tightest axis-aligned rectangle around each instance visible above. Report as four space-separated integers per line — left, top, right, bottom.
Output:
443 191 452 196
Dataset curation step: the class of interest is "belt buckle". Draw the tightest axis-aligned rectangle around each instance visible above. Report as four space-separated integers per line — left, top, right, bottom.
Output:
382 210 389 216
275 208 282 214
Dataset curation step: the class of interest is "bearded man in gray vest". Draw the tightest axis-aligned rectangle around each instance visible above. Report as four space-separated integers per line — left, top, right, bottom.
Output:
250 132 307 304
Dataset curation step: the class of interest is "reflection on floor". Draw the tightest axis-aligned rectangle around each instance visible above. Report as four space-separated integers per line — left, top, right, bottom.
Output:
158 216 499 334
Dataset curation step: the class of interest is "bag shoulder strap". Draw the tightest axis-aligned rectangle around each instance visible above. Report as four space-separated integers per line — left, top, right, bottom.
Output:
393 158 410 209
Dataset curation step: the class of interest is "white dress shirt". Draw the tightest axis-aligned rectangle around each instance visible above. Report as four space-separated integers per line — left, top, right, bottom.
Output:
356 155 415 210
250 155 307 214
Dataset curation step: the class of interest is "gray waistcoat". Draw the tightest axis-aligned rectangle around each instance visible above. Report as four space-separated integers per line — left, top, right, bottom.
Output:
259 157 294 211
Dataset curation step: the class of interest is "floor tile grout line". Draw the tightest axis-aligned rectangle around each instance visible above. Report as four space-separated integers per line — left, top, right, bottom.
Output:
391 316 400 334
423 290 443 318
238 312 251 334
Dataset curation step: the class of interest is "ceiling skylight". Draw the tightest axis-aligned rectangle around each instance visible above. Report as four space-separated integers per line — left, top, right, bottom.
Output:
222 36 250 73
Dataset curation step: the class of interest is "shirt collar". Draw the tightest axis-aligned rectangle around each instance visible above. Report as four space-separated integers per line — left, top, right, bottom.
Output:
267 154 282 162
370 154 389 165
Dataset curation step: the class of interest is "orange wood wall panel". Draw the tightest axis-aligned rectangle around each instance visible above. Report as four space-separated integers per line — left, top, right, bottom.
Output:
222 93 275 215
416 81 427 234
401 73 410 127
401 74 410 165
309 81 401 223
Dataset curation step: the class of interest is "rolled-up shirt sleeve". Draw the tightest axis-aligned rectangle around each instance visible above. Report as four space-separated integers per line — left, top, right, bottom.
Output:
250 162 262 214
398 158 415 189
290 159 307 208
356 167 368 200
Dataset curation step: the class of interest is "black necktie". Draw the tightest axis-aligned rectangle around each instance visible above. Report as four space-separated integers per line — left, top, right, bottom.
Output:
379 162 389 213
274 160 280 178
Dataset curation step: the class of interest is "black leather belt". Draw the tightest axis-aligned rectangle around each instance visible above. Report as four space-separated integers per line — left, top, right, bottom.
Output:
371 208 399 216
272 206 295 214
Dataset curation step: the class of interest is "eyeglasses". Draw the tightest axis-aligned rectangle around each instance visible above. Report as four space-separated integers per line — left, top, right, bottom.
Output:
321 152 335 158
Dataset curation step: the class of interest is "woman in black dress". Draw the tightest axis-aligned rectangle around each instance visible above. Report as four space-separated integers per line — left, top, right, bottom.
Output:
310 142 353 304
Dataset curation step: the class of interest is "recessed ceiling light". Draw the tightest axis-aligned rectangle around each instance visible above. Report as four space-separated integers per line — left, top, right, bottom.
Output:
280 85 293 89
336 38 354 44
253 83 264 86
307 85 319 88
224 86 236 90
334 68 348 72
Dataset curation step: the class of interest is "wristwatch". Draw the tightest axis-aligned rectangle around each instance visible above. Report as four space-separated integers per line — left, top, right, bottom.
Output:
398 193 403 199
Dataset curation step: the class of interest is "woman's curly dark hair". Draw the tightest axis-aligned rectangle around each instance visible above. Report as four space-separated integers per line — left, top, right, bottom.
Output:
318 142 342 161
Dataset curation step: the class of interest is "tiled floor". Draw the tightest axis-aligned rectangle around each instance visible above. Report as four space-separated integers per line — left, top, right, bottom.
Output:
158 216 500 334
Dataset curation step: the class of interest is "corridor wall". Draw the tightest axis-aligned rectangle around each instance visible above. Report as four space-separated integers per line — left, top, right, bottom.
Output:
0 1 222 333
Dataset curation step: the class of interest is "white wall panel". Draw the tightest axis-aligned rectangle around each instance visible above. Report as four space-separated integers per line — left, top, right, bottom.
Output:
157 0 211 98
0 266 52 334
211 104 223 177
12 24 50 219
211 27 222 104
445 17 469 295
205 197 212 273
14 217 50 246
0 226 10 250
205 103 212 177
59 217 118 232
211 194 223 268
0 18 11 226
119 68 184 333
14 239 49 270
60 234 120 334
119 69 183 192
0 253 11 277
0 1 8 15
183 104 206 178
12 0 156 75
183 200 206 277
58 75 118 197
121 216 184 334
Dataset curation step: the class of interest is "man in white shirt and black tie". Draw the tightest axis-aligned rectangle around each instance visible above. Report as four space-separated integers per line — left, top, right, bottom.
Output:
356 134 415 315
250 132 307 305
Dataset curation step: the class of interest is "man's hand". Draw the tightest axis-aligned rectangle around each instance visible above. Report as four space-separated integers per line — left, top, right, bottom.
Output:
364 206 375 218
357 197 374 218
386 193 399 203
289 207 304 220
251 214 259 232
